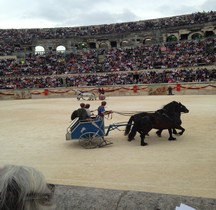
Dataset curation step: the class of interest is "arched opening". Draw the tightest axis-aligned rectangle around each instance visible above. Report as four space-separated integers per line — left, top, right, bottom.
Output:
89 42 96 49
77 42 87 50
191 33 203 40
99 42 108 49
110 41 117 48
56 45 66 53
121 40 130 47
166 35 178 42
180 34 189 41
205 31 214 37
143 38 151 45
35 46 45 54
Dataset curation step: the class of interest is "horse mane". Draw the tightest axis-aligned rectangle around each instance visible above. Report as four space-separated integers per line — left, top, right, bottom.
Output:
0 165 55 210
162 101 179 113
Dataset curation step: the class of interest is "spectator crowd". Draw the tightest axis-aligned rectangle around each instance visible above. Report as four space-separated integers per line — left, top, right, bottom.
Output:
0 11 215 55
0 11 215 89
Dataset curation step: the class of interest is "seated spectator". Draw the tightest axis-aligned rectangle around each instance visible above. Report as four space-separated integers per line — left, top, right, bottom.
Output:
0 164 55 210
71 103 90 121
85 103 93 118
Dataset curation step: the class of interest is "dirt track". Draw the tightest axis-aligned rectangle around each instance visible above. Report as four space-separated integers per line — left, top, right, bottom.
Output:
0 95 215 199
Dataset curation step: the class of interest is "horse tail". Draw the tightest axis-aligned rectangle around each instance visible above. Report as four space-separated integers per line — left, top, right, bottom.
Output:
124 115 134 136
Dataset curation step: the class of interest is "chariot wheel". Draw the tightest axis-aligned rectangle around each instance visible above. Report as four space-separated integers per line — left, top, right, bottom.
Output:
79 132 102 149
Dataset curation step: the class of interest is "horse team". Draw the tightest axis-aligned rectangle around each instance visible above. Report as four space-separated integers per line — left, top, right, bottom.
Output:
124 101 189 146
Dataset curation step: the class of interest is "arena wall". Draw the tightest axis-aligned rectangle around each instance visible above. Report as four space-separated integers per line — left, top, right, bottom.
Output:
53 184 216 210
0 82 216 100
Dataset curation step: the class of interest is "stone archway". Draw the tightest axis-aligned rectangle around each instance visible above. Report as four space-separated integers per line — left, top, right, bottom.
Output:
99 42 109 49
35 46 45 54
191 32 203 40
166 35 178 42
56 45 66 53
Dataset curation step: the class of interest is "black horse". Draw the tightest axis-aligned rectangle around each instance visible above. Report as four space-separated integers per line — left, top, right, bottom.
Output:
155 101 189 138
124 101 189 146
156 111 184 138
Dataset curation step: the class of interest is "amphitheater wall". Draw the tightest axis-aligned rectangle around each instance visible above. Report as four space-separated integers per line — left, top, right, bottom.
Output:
0 83 216 100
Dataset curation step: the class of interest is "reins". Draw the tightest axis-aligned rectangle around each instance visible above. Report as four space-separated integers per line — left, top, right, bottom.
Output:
113 110 154 116
104 113 113 119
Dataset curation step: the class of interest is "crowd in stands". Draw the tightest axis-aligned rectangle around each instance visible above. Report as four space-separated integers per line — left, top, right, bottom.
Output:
0 11 216 89
0 67 215 89
0 35 216 89
0 11 215 55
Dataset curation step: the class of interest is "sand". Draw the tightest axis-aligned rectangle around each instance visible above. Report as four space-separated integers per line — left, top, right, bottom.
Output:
0 95 215 199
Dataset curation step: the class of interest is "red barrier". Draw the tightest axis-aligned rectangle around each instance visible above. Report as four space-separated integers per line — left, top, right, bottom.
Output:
44 89 49 96
176 84 181 91
133 85 137 93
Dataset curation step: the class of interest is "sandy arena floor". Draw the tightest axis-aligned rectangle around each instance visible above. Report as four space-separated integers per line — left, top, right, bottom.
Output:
0 95 215 199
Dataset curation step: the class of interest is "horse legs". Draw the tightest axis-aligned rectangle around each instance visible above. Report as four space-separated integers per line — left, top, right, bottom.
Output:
168 128 176 141
128 127 149 145
140 132 148 146
77 95 81 100
175 125 185 135
156 129 162 137
157 128 179 137
173 129 177 134
145 128 178 141
139 127 151 146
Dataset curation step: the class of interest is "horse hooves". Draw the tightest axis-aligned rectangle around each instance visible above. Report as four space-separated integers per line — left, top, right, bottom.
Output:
128 138 135 142
178 132 183 135
141 142 148 146
168 137 176 141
